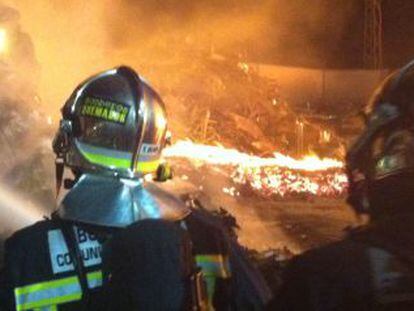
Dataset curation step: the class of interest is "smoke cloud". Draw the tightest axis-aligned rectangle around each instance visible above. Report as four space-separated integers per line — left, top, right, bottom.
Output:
1 0 359 114
0 0 265 112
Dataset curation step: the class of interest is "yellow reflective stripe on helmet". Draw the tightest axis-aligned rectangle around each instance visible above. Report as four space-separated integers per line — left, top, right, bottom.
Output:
195 254 231 278
136 159 160 174
80 148 159 173
15 271 102 310
81 150 131 169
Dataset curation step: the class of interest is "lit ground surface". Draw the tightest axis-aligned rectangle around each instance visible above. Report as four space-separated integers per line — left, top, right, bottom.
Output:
231 198 356 253
169 159 357 254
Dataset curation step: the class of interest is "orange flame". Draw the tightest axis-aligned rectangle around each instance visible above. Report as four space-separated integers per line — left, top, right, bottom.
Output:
163 140 348 198
163 140 343 171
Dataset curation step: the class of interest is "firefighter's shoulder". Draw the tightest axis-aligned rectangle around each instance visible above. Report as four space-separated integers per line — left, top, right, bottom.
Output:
185 208 231 251
276 237 372 310
285 237 369 279
5 218 56 250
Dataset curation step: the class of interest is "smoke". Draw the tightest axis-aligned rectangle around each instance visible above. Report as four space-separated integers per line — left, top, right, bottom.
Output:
0 0 265 112
1 0 359 113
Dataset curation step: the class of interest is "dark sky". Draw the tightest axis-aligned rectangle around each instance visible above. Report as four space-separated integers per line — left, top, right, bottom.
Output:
245 0 414 69
120 0 414 69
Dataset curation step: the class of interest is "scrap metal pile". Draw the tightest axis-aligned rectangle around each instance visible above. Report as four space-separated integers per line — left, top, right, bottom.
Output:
164 140 348 199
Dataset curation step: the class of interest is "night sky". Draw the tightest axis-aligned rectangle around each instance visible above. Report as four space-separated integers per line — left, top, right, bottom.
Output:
247 0 414 69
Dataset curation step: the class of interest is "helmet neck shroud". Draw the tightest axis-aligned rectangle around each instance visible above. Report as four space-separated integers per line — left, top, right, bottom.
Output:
57 173 189 227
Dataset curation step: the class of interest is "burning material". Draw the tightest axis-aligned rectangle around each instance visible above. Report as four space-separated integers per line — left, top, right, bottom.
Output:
163 140 343 170
163 140 348 198
232 166 347 198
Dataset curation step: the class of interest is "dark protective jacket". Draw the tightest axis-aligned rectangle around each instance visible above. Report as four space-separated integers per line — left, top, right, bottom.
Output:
0 219 114 310
0 210 271 310
273 214 414 311
99 208 272 310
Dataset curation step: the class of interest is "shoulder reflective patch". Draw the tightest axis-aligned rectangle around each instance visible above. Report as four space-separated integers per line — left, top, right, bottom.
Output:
195 254 231 278
48 226 102 274
14 270 102 310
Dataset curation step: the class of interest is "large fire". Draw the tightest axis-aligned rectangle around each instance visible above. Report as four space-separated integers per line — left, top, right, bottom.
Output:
163 140 348 198
163 140 343 170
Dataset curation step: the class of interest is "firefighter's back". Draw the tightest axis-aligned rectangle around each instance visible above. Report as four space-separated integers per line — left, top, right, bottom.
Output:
0 219 110 310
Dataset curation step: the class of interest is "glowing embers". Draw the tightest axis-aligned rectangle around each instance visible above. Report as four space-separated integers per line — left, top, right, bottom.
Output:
232 166 347 198
163 140 348 198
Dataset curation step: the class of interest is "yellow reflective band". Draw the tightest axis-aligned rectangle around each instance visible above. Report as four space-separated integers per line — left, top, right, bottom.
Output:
87 271 103 287
196 254 231 278
15 275 79 296
15 271 102 311
136 159 160 174
16 293 81 311
34 306 58 311
80 147 160 174
204 276 216 307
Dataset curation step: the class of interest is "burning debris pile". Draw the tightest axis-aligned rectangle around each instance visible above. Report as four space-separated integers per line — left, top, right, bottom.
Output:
164 140 348 199
161 55 349 199
161 53 344 159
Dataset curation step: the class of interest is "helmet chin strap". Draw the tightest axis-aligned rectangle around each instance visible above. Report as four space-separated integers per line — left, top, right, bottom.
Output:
55 157 65 198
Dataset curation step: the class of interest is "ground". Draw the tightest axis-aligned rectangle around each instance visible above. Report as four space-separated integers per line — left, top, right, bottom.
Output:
165 159 357 255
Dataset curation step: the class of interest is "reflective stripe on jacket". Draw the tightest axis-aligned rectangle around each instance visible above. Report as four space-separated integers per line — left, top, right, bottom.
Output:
15 270 102 310
2 220 109 311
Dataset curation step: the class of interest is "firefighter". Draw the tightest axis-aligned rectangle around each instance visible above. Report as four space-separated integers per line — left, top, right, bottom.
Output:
0 66 271 310
272 60 414 310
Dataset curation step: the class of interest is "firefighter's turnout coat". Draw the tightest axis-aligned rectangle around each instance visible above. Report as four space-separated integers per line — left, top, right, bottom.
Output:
0 211 271 310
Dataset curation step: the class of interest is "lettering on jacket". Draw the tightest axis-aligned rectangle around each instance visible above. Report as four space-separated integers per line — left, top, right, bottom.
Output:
48 226 102 274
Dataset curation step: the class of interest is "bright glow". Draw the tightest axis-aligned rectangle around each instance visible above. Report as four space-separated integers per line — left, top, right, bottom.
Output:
163 140 343 171
0 28 8 55
156 113 167 130
237 62 250 74
321 130 331 143
163 140 347 198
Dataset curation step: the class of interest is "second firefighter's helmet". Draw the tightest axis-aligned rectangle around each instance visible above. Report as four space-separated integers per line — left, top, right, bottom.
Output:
346 60 414 215
53 66 168 180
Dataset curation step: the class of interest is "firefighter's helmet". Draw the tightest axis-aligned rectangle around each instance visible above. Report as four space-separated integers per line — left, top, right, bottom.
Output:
53 66 189 227
346 60 414 215
53 66 168 181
